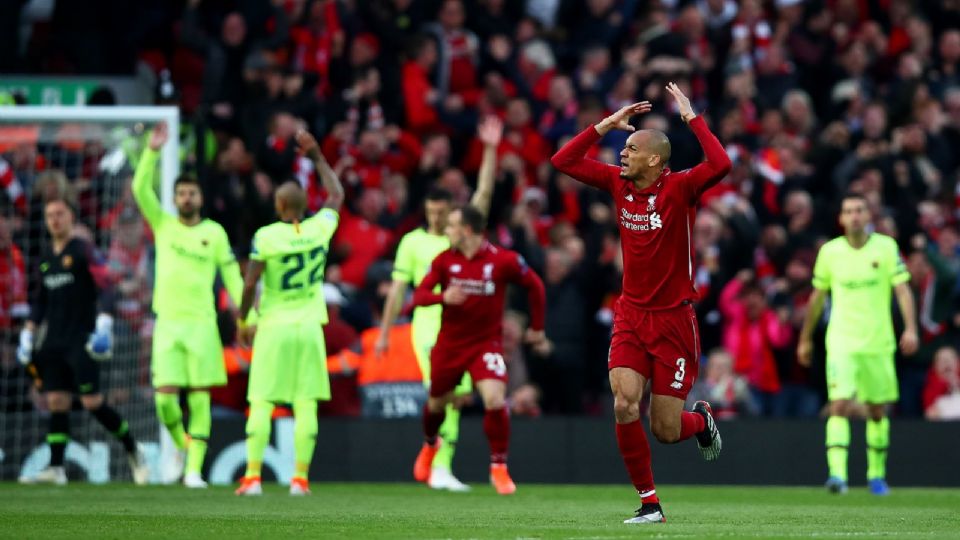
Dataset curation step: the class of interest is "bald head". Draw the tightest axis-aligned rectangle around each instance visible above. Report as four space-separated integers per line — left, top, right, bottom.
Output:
620 129 671 180
275 180 307 218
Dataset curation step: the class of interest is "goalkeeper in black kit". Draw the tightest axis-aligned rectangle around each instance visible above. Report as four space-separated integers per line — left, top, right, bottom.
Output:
17 197 149 485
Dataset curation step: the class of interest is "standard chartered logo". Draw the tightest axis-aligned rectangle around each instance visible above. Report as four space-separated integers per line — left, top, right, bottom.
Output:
620 207 663 232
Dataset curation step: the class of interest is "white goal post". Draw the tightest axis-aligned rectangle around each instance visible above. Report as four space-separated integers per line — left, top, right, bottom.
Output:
0 106 180 212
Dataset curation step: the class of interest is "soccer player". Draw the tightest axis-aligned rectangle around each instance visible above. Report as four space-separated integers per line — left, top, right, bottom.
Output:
376 116 502 492
797 193 918 495
17 197 148 485
550 83 729 523
133 122 244 488
234 129 344 496
411 204 546 495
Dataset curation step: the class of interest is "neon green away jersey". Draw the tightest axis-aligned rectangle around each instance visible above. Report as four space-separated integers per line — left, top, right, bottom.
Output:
250 208 340 325
133 149 243 320
391 228 450 327
812 233 910 354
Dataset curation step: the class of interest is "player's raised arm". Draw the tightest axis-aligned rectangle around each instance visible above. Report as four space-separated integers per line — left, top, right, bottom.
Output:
470 115 503 219
132 122 169 229
550 102 651 191
296 129 344 212
665 82 732 201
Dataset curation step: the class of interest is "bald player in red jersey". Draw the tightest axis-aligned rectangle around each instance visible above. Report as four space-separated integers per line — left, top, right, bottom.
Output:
551 83 731 524
411 204 546 495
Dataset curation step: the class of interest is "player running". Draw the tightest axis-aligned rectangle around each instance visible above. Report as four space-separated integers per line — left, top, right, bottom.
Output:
551 83 730 523
17 197 148 485
234 129 344 496
411 205 546 495
797 193 917 496
376 116 502 492
133 123 244 487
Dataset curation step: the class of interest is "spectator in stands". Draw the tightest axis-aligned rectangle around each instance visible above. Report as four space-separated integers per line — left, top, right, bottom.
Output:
923 345 960 420
687 349 759 419
720 269 794 416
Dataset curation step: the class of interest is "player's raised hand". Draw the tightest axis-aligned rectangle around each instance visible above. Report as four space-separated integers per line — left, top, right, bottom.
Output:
295 129 321 159
373 331 390 359
900 328 919 356
148 122 169 151
442 285 467 305
478 115 504 147
665 82 696 123
595 102 652 135
797 337 813 367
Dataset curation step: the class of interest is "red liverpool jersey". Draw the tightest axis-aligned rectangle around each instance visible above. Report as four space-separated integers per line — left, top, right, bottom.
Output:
551 116 732 309
413 241 545 349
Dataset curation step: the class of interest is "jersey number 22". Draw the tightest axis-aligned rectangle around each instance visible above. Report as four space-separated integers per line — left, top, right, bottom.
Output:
281 247 326 290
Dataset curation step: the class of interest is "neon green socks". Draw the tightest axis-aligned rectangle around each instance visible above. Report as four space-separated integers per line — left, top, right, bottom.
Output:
826 416 850 482
866 417 889 481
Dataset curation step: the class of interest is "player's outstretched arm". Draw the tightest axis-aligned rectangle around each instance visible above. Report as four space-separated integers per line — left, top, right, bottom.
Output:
297 129 345 211
665 82 732 200
893 282 919 355
217 228 245 309
470 115 503 219
797 288 827 367
375 279 409 357
238 260 264 332
550 102 650 190
132 122 169 229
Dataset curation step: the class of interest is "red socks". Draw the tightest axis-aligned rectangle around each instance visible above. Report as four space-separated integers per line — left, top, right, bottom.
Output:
422 405 446 445
678 411 706 442
483 407 510 464
615 420 658 504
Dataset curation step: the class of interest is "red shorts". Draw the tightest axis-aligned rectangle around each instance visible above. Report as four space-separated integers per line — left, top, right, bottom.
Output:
607 299 700 399
429 339 506 398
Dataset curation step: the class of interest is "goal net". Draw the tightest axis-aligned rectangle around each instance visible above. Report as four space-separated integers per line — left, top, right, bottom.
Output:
0 106 179 483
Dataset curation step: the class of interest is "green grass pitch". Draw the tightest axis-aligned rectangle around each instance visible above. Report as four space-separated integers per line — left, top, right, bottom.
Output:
2 482 959 539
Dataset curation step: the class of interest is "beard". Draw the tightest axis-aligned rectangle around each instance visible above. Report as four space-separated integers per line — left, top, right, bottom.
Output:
178 206 199 220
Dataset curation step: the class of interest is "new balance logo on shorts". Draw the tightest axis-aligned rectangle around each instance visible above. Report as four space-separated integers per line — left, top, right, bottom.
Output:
670 381 682 390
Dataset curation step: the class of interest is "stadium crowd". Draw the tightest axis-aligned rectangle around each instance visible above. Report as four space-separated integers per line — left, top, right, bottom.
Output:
2 0 960 420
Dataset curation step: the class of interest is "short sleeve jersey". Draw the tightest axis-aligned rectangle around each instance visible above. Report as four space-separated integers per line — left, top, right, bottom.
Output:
812 234 910 354
392 228 449 327
250 209 340 325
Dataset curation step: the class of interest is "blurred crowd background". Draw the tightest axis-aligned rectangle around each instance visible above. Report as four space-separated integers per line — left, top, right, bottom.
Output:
1 0 960 421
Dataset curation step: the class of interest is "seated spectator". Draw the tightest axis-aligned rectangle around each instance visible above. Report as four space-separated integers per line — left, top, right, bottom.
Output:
923 345 960 420
687 349 759 419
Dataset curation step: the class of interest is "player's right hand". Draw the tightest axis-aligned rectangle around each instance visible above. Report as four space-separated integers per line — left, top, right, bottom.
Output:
295 129 321 159
595 102 652 134
148 122 169 151
373 332 389 359
442 285 467 305
16 328 33 366
797 337 813 367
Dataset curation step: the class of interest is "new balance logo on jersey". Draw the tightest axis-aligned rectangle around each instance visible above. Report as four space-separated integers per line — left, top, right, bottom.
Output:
450 264 462 273
625 194 634 202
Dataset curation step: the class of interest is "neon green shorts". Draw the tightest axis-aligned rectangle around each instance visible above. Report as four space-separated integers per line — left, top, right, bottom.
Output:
151 317 225 388
248 320 330 403
826 350 899 404
412 321 471 395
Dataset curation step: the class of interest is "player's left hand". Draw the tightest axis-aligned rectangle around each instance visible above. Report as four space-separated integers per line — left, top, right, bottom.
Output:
524 329 546 346
899 328 919 356
665 82 696 123
295 129 321 159
478 115 503 147
85 314 114 361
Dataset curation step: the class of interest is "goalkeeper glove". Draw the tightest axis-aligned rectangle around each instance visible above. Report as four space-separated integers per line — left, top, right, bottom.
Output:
16 328 33 366
85 314 114 361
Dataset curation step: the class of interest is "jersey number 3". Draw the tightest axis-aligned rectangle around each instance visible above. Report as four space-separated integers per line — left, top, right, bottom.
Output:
281 247 326 290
